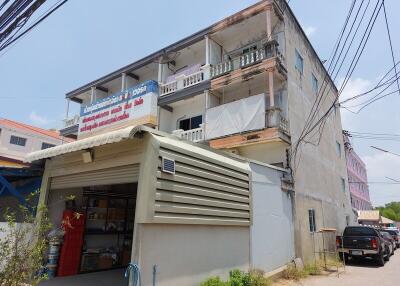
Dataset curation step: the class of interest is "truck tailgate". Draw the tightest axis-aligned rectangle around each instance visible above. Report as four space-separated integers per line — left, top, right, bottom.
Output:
342 236 374 249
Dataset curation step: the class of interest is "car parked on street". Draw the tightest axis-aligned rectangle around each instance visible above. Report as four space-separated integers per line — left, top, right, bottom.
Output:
383 228 400 248
337 226 390 266
380 231 396 255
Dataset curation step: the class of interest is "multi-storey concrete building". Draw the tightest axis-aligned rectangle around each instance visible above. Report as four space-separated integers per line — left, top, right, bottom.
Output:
0 118 71 167
59 0 353 261
344 134 372 210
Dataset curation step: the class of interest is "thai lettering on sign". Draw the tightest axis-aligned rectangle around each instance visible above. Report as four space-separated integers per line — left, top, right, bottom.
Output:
78 80 158 137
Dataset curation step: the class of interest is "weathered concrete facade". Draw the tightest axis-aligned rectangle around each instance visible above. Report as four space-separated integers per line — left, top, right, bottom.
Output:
282 7 354 261
56 0 354 264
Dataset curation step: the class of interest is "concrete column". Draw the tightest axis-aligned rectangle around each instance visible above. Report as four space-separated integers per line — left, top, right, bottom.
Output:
205 35 210 65
268 70 274 107
90 86 96 103
266 7 272 41
121 73 127 91
204 89 210 109
158 57 163 83
65 98 70 120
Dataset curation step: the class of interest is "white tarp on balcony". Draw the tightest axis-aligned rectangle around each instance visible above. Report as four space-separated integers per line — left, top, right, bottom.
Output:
205 93 266 140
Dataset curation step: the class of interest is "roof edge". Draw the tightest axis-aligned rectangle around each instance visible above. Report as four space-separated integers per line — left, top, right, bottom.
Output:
65 0 271 99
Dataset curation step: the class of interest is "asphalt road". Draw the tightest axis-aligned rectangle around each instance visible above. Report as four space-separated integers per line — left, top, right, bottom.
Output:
280 249 400 286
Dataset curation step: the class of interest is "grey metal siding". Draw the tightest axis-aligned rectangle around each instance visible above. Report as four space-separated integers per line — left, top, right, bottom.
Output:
50 164 140 189
154 146 250 225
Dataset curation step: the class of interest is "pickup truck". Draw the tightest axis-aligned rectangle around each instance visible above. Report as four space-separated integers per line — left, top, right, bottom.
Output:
337 226 389 266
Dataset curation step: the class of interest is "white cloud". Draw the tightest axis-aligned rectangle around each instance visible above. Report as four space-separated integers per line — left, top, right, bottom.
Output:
29 111 49 126
338 77 373 130
362 152 400 207
304 25 317 37
338 77 373 102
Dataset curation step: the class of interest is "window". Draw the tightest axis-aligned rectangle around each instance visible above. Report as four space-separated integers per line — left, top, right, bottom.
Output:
179 115 202 131
341 177 346 193
343 226 377 236
336 141 341 157
308 209 316 232
10 135 26 146
242 45 257 54
311 73 318 94
295 49 304 74
41 142 55 150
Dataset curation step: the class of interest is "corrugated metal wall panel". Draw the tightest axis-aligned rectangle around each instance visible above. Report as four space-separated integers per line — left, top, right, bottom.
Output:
51 164 140 189
155 146 250 225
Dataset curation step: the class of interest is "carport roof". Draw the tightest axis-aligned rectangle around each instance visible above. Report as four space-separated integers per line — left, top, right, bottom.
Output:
25 125 251 172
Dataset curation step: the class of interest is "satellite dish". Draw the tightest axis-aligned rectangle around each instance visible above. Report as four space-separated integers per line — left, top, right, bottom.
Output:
156 51 180 64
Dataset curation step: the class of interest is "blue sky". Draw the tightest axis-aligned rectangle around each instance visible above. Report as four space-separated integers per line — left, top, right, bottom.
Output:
0 0 399 206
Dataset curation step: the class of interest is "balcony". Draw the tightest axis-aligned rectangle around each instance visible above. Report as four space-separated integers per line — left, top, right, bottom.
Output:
210 40 286 80
159 67 208 97
63 115 80 128
172 124 205 143
266 108 290 135
59 115 79 137
205 93 290 149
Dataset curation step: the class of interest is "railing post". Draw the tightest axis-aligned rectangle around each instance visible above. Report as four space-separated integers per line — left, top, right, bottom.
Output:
266 6 272 41
65 99 70 121
90 87 96 103
121 73 127 92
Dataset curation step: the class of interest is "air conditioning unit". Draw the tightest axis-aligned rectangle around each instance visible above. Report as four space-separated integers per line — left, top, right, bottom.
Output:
161 157 175 174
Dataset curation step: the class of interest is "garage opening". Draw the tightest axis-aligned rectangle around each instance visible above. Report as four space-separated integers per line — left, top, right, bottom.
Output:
44 179 138 285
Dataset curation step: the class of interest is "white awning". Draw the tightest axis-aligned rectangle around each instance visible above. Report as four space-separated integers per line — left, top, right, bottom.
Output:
26 125 148 162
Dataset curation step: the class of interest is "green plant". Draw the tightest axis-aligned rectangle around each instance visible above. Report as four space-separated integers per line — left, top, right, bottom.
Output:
303 263 322 275
247 269 271 286
200 269 271 286
200 276 227 286
0 193 52 286
282 264 307 280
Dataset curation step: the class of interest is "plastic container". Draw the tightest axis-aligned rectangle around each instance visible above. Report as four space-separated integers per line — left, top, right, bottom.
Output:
48 254 59 265
49 244 60 255
47 264 58 278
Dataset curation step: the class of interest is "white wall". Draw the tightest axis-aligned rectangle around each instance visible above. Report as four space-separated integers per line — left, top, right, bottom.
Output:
159 93 206 133
0 123 66 162
250 162 295 272
138 224 250 286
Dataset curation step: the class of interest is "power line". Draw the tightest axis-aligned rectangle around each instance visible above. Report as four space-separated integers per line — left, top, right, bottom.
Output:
348 131 400 137
0 0 67 52
385 177 400 183
371 146 400 157
382 0 400 96
292 0 358 166
349 181 400 185
296 1 384 155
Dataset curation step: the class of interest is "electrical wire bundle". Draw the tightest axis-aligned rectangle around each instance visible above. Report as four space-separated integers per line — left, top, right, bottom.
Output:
292 0 393 172
0 0 68 53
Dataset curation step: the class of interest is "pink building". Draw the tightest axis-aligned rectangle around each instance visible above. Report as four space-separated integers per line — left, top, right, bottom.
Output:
344 134 372 210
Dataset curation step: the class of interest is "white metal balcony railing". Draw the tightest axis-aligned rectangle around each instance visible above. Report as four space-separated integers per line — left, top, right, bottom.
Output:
210 61 233 78
63 115 79 128
266 108 290 135
211 40 285 79
160 69 205 97
240 48 266 68
183 70 204 88
172 124 205 143
160 81 178 96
